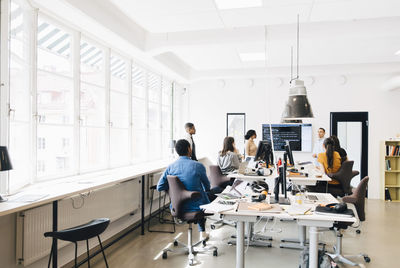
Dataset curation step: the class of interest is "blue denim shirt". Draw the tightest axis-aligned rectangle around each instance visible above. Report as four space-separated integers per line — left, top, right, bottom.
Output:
157 156 211 212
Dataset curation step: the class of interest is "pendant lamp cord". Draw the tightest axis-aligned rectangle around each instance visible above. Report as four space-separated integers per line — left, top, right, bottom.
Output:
264 25 277 168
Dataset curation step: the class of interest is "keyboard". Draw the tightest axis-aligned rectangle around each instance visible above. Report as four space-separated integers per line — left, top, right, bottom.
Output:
218 200 236 205
306 194 318 201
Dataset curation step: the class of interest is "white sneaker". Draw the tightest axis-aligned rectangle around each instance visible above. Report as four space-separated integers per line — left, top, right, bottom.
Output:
200 231 209 241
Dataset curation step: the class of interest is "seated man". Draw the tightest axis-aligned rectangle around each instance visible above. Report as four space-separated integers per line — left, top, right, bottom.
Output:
157 139 211 240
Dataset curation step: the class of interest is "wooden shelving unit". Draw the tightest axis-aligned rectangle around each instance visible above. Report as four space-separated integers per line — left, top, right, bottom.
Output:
383 140 400 201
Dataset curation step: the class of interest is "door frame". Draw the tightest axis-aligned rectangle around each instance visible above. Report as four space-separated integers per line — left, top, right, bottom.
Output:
330 112 368 192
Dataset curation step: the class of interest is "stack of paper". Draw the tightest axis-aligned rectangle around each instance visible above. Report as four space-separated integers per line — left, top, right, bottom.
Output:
248 203 273 211
200 202 234 213
285 205 311 215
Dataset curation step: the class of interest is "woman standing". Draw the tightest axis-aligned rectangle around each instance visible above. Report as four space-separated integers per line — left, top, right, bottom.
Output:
245 129 257 157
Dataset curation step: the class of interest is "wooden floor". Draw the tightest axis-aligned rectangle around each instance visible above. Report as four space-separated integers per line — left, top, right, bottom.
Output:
89 199 399 268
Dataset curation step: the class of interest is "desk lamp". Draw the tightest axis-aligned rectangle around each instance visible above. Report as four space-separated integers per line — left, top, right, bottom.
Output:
0 146 13 202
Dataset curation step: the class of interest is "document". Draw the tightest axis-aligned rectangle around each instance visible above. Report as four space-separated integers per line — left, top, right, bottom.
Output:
200 202 235 213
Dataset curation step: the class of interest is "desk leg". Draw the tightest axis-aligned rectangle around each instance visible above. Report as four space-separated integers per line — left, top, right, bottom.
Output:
141 175 145 235
299 225 306 247
309 226 319 268
236 221 245 268
52 200 58 268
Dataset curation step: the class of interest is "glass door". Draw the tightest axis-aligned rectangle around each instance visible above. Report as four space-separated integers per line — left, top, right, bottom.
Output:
226 113 246 155
331 112 368 190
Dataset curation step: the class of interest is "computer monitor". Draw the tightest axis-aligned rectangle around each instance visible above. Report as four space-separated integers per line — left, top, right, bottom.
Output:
254 140 274 167
284 140 294 166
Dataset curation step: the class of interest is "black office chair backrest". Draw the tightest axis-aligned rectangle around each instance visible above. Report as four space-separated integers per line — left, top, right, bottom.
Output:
329 160 359 195
209 165 230 189
166 175 201 219
342 176 369 222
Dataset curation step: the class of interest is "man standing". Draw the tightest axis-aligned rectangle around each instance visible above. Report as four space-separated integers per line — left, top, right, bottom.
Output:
157 139 210 240
184 122 197 161
312 127 326 159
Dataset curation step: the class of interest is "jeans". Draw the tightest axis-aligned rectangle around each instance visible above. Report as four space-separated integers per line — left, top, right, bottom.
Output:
197 218 206 232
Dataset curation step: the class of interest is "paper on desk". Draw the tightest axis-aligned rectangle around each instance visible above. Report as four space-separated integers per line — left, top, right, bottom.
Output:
237 202 283 213
285 205 312 215
200 202 234 213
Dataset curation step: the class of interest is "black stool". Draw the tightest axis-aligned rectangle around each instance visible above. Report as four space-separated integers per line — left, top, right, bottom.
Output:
44 218 110 268
148 185 175 233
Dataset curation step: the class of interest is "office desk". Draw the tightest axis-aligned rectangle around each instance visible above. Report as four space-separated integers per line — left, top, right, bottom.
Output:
227 170 331 186
206 193 355 268
0 159 173 268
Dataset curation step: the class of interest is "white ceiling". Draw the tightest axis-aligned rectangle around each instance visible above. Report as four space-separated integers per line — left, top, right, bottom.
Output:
110 0 400 32
38 0 400 81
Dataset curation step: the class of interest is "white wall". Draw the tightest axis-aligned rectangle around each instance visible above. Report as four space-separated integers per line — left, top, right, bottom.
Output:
188 74 400 199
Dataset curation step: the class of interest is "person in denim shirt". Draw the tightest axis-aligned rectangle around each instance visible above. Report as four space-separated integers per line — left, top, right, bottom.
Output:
157 139 211 240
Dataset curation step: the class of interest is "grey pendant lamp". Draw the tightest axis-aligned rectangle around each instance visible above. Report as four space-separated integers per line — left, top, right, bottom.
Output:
282 15 314 120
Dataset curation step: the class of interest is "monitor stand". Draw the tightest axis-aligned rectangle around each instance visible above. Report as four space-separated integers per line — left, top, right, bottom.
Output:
272 154 291 205
270 196 290 205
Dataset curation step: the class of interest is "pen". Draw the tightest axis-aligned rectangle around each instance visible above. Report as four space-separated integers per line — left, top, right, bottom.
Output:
235 202 239 212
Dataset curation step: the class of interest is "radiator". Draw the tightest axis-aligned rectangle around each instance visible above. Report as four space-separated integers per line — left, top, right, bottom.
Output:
16 178 141 266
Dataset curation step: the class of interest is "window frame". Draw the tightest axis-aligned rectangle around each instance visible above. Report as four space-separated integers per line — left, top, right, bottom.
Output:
1 1 180 193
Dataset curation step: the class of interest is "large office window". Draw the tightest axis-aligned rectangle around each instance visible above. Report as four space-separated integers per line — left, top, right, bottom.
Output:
109 53 129 167
131 64 147 162
36 16 74 179
80 39 107 172
8 0 33 190
3 0 181 192
147 72 162 159
161 79 172 157
173 83 184 141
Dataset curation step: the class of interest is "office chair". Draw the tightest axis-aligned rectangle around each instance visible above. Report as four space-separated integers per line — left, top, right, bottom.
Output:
208 165 235 229
209 165 232 189
327 176 371 266
327 160 359 197
162 175 217 266
44 218 110 268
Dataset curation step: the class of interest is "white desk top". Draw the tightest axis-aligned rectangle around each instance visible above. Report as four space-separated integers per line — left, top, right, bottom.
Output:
205 192 355 224
227 170 331 184
0 159 174 217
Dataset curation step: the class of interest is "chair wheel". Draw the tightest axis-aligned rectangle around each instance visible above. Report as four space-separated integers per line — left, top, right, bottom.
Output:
356 229 361 234
174 240 178 246
202 240 206 246
364 256 371 263
211 225 216 230
189 259 194 266
268 245 272 248
213 250 218 256
162 252 167 259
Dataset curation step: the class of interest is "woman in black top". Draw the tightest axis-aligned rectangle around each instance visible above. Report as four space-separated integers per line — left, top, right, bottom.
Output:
331 135 347 162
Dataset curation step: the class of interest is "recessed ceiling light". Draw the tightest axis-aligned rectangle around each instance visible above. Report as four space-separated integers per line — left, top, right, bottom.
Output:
395 50 400 56
215 0 263 10
239 52 265 62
